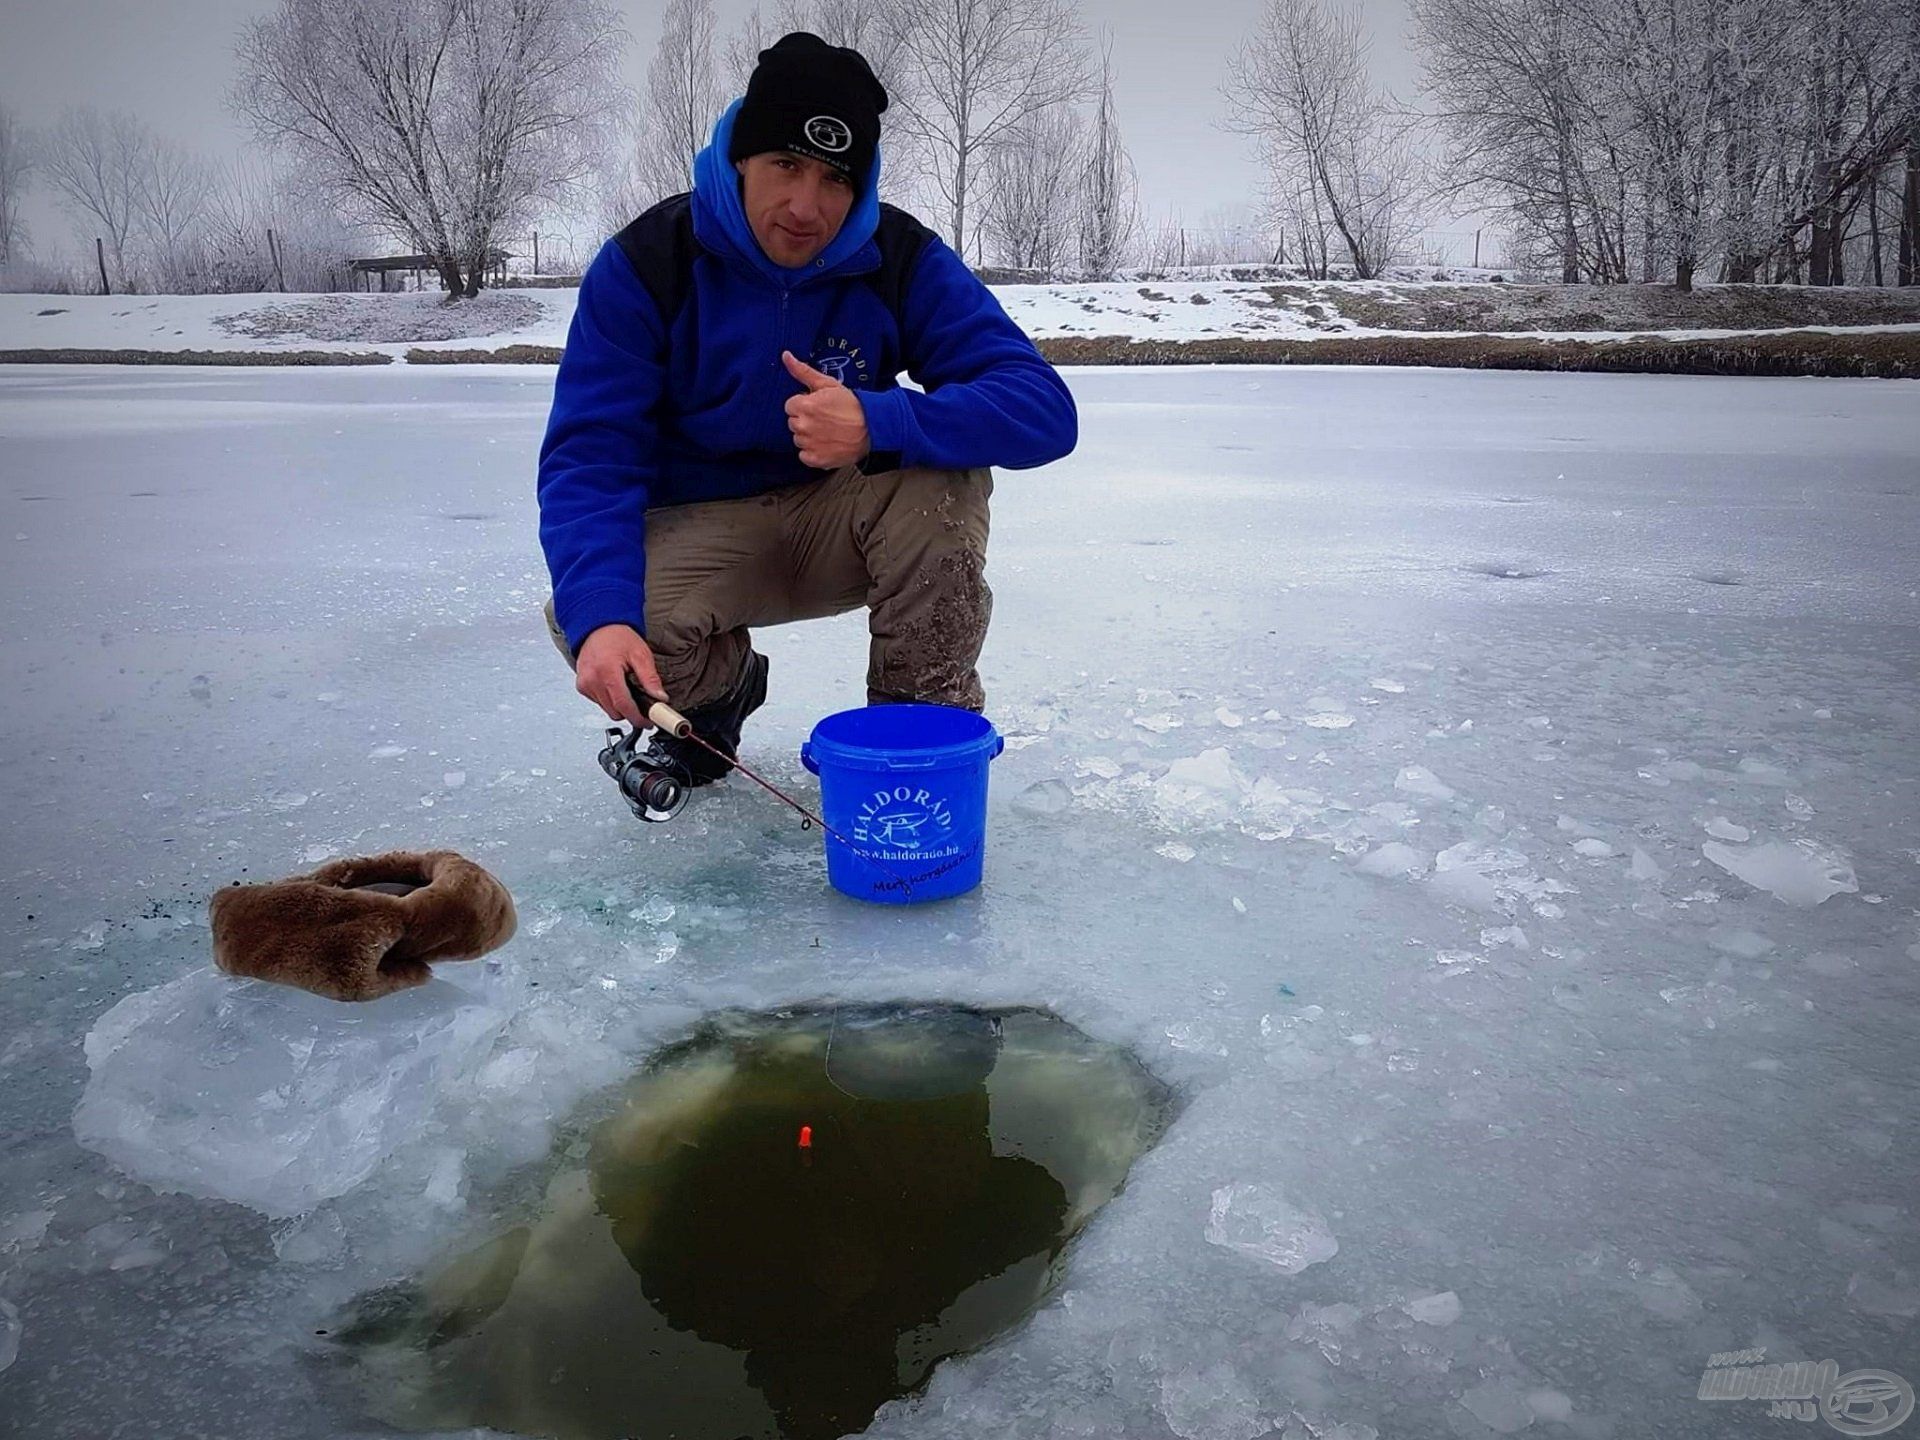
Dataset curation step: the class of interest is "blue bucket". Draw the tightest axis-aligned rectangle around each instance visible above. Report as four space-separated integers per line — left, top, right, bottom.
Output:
800 705 1004 904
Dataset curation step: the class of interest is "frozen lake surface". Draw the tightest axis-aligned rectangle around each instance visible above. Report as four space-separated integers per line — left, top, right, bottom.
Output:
2 363 1917 1438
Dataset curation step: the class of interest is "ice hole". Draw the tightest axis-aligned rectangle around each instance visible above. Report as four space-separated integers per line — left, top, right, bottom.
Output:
326 1001 1175 1440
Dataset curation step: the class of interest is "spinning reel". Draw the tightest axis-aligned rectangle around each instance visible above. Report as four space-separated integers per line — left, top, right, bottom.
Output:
597 724 690 823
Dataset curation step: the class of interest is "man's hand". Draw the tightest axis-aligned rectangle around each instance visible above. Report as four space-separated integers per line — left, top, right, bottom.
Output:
575 623 667 730
782 350 871 469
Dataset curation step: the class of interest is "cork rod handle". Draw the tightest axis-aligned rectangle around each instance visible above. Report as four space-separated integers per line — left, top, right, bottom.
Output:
647 701 692 738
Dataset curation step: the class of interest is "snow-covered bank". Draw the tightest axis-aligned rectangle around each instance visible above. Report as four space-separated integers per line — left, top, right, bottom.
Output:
4 278 1919 364
2 364 1916 1438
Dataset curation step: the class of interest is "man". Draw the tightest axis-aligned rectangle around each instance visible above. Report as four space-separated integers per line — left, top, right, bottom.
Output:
537 32 1078 800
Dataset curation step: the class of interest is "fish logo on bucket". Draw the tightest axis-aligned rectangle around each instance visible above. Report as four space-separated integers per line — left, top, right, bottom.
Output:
853 784 954 853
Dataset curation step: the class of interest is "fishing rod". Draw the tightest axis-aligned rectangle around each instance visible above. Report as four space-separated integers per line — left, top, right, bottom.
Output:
643 701 917 900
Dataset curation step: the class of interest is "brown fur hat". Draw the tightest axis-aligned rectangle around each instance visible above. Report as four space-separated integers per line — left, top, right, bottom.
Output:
209 849 517 1002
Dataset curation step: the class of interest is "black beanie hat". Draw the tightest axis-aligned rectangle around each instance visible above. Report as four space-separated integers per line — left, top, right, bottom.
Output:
729 32 888 191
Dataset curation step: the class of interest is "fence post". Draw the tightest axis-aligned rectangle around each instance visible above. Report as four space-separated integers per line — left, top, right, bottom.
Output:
95 237 111 296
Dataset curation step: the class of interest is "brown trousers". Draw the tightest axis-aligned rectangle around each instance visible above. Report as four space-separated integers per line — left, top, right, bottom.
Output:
543 463 994 712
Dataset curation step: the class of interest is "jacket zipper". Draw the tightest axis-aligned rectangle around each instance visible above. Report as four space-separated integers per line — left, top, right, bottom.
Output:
774 288 790 450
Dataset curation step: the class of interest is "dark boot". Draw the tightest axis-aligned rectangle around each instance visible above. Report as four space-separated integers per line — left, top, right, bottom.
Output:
640 650 770 787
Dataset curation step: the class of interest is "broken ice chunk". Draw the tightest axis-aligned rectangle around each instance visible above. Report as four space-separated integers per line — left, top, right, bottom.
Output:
1702 838 1858 906
1401 1290 1461 1325
1355 843 1429 879
1706 926 1775 959
1394 766 1455 800
1460 1379 1534 1433
73 970 508 1218
1205 1182 1338 1273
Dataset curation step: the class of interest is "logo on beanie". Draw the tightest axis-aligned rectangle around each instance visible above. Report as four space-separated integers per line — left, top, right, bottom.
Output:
804 115 852 152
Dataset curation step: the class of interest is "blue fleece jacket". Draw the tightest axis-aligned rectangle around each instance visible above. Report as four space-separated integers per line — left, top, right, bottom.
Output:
536 100 1080 655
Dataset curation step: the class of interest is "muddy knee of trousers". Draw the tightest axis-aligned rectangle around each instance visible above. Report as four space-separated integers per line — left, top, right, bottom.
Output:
646 619 752 714
883 465 993 531
866 516 993 712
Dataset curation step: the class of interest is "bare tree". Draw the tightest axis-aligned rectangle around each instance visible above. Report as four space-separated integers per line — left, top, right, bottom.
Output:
1413 0 1918 285
1600 0 1727 288
723 5 771 95
593 120 652 238
0 102 32 267
234 0 625 298
875 0 1092 259
193 155 363 292
1130 210 1183 270
1413 0 1624 282
1078 35 1138 280
1224 0 1426 278
1784 0 1917 283
1185 203 1278 265
134 136 214 290
776 0 893 52
980 104 1084 271
628 0 723 206
1905 13 1920 283
40 107 151 289
1275 179 1337 275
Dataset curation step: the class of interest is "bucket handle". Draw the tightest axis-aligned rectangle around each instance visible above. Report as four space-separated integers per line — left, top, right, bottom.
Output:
801 735 1004 773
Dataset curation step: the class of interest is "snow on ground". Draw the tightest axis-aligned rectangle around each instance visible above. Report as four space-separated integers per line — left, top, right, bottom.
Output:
2 363 1918 1438
0 287 577 356
6 281 1920 359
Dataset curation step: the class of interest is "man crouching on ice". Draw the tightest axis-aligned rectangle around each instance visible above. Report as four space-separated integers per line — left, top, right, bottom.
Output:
536 31 1079 799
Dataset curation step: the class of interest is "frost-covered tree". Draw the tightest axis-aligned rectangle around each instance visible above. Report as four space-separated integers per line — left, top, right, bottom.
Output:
1904 64 1920 283
1783 0 1916 283
135 136 213 291
875 0 1092 259
1413 0 1628 281
1605 0 1727 289
234 0 624 297
1412 0 1918 285
40 107 151 290
1077 36 1138 281
1224 0 1425 279
980 104 1083 272
190 156 363 293
722 5 770 95
598 0 722 235
0 101 32 267
633 0 723 202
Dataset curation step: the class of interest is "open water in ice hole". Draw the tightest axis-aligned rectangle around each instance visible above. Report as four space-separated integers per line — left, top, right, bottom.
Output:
323 1002 1177 1440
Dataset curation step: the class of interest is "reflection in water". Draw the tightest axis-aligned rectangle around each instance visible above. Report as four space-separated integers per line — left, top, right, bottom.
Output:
332 1003 1173 1440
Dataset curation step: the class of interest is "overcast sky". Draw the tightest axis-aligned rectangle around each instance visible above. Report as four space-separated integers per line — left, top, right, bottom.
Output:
2 0 1473 263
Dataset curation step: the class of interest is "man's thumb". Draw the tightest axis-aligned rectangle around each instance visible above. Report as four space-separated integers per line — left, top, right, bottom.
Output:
782 348 838 390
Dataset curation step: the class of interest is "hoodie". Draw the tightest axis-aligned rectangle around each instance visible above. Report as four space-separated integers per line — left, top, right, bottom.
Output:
536 99 1079 656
